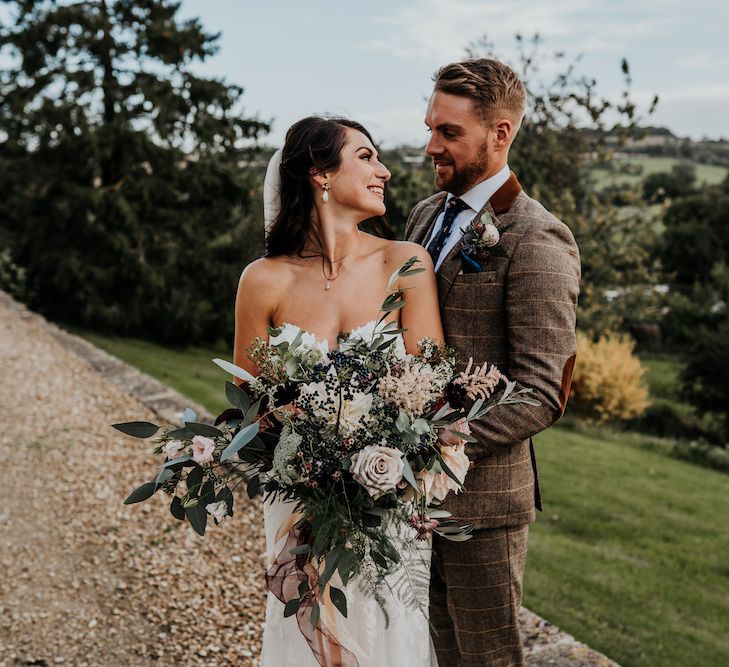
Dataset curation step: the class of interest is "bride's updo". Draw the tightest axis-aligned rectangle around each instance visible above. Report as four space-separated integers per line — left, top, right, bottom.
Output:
266 116 391 257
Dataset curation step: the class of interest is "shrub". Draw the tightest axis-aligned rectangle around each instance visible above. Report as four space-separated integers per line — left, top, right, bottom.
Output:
570 332 650 423
626 402 723 444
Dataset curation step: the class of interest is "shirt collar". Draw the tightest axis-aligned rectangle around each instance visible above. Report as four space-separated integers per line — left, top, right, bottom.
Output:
445 164 511 213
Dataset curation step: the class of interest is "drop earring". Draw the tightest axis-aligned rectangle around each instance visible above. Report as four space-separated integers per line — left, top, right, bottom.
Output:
322 183 330 203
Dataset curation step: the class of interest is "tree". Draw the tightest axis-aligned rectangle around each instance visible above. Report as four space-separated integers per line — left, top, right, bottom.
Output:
658 188 729 286
682 316 729 440
0 0 269 344
643 162 697 202
466 35 661 335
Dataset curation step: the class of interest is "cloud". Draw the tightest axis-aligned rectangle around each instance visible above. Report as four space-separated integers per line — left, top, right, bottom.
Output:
364 0 680 63
357 107 430 148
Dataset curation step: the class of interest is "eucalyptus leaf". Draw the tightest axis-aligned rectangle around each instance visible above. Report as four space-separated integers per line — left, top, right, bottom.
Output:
123 481 157 505
242 399 262 427
170 496 185 521
112 421 159 438
246 474 261 499
186 466 203 494
395 411 410 433
440 531 473 542
199 479 215 505
432 403 456 421
329 586 348 618
444 429 478 443
467 398 485 420
225 381 250 412
185 503 207 536
154 467 174 489
371 550 387 569
160 454 193 469
184 421 223 438
181 408 197 425
412 418 430 434
380 299 405 313
221 422 259 462
424 508 452 519
165 426 192 439
284 598 300 618
212 357 256 384
288 544 311 555
401 457 419 490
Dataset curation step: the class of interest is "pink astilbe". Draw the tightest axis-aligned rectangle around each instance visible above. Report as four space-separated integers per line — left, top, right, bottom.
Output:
379 363 442 414
453 358 506 401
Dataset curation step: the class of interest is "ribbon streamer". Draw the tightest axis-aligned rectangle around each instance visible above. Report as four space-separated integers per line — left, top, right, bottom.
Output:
266 520 360 667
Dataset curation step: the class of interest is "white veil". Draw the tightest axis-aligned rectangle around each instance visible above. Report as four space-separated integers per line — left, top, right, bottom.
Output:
263 148 283 234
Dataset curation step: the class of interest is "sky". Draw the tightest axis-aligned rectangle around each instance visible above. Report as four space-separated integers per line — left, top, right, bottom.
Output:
175 0 728 148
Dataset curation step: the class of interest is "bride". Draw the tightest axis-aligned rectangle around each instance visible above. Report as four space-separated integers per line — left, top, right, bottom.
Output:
233 116 443 667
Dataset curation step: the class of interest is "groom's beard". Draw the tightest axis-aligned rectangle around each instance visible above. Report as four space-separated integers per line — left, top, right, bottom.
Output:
433 142 491 196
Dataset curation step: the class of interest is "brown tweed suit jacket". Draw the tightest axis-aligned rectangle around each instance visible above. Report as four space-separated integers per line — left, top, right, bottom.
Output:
405 172 580 529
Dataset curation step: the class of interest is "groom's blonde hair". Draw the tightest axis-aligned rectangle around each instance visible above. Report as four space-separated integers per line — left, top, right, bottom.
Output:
434 58 526 131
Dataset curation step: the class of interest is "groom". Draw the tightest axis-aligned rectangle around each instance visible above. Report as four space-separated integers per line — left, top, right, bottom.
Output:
405 59 581 666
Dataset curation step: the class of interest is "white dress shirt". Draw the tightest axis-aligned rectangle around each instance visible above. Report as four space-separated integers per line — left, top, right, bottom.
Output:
426 164 511 271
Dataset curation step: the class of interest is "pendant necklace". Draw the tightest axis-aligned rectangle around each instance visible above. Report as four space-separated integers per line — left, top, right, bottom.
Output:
322 255 345 291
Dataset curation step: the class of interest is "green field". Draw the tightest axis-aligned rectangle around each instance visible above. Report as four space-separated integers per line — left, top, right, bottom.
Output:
77 329 729 666
592 156 728 190
527 424 729 666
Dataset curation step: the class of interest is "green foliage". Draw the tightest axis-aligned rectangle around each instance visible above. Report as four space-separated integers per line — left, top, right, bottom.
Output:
0 0 269 344
681 318 729 439
467 35 661 335
658 189 729 286
642 162 697 202
0 248 28 300
381 155 434 239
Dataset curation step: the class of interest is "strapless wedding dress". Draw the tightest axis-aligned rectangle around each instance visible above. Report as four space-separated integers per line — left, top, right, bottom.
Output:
259 321 438 667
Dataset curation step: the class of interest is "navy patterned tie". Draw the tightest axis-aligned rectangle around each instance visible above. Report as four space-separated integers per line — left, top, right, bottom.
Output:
427 196 470 264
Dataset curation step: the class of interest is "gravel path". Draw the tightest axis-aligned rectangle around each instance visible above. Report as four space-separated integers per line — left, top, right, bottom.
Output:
0 292 618 666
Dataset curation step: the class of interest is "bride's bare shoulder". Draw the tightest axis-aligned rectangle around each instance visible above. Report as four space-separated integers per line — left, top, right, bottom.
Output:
382 240 435 271
237 256 294 301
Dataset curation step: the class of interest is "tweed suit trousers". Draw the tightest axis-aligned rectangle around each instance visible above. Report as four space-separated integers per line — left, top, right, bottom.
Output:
430 526 529 667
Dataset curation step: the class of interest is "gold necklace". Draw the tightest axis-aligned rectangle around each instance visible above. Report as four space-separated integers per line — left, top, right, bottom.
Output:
321 256 344 291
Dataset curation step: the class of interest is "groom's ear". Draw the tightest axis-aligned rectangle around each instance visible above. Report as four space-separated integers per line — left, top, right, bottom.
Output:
493 117 515 149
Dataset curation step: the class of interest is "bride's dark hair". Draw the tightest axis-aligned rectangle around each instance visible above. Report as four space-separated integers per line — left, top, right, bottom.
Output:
265 116 393 257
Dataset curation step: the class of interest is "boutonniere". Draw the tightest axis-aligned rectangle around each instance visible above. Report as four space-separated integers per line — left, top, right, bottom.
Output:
460 212 506 272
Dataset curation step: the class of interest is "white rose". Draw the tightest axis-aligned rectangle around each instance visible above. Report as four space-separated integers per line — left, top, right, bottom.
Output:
191 435 215 464
418 443 470 503
481 223 500 247
350 444 404 499
162 439 184 459
205 500 228 523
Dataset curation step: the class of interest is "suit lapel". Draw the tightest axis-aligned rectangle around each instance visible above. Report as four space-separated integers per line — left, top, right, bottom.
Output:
411 192 447 247
437 171 522 309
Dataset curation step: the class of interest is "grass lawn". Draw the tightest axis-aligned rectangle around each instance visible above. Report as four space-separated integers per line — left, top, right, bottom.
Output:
73 327 729 666
527 425 729 666
592 156 728 190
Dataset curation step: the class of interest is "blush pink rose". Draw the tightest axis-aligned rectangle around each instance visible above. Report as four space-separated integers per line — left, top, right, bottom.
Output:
191 435 215 464
418 443 470 503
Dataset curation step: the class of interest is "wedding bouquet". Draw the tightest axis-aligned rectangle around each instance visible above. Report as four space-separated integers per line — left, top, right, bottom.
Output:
115 258 539 623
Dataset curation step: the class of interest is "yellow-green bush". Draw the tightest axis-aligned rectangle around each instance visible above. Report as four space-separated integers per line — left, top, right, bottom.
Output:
570 332 650 423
